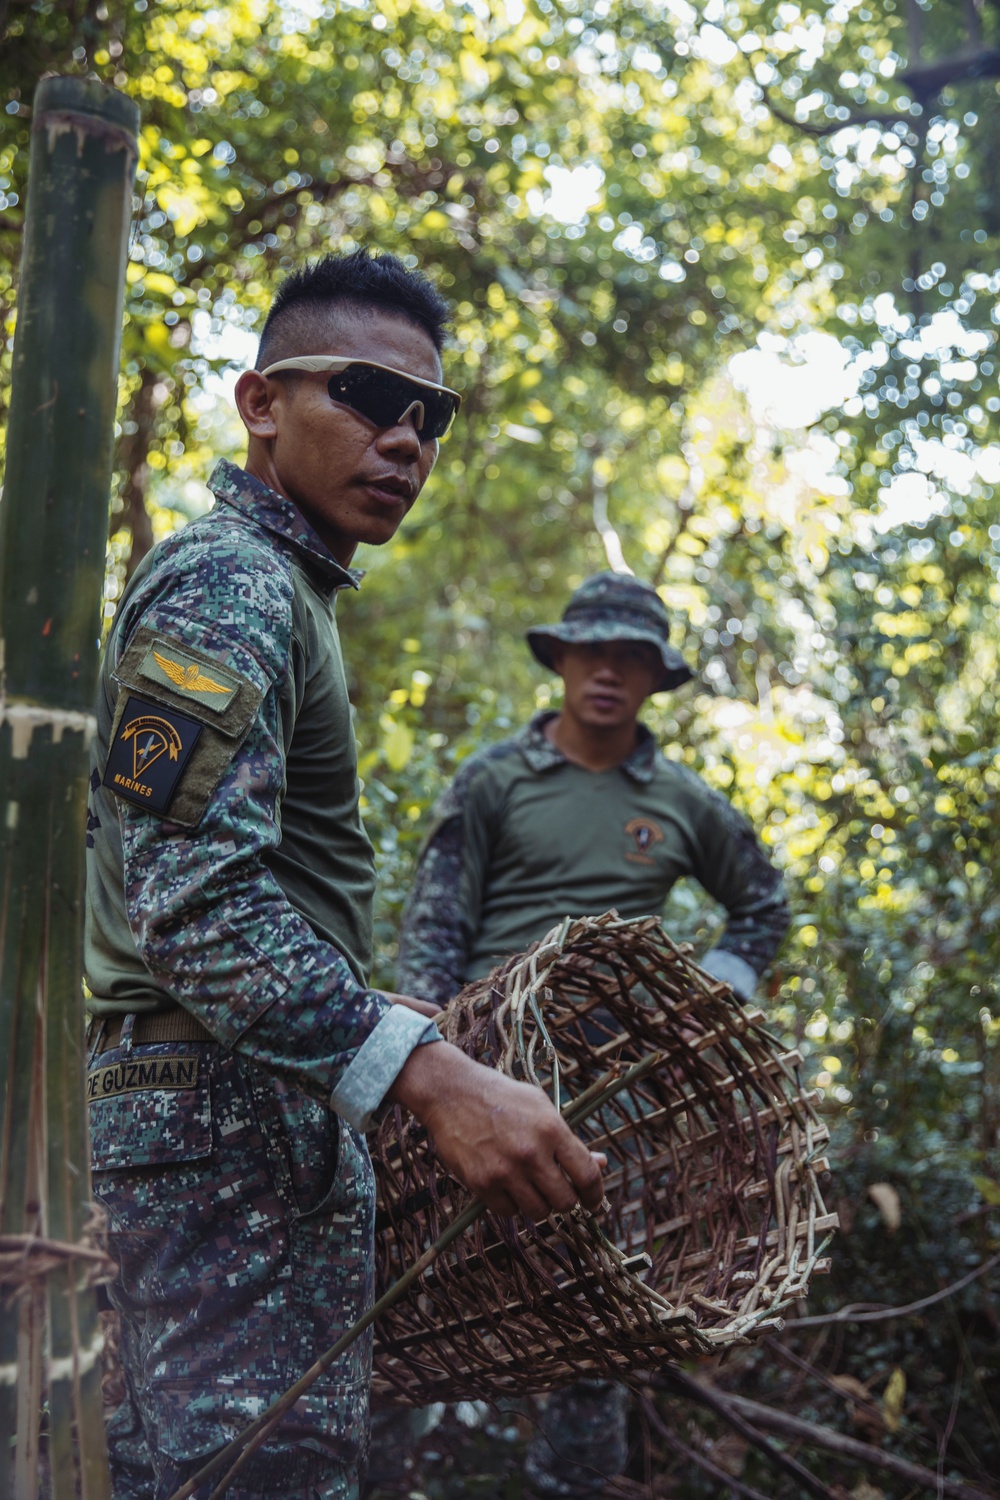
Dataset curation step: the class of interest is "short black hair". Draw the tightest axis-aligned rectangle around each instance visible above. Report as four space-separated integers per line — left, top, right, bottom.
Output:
256 249 450 369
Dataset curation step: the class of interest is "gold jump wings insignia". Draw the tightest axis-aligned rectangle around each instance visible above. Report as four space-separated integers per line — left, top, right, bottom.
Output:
153 649 229 695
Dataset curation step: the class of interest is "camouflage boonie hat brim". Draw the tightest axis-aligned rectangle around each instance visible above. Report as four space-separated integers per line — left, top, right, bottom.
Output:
526 573 694 693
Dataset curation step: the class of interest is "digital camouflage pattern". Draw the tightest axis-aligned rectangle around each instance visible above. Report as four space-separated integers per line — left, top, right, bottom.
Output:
525 571 693 692
86 457 437 1123
396 712 790 1006
85 459 439 1497
89 1031 373 1499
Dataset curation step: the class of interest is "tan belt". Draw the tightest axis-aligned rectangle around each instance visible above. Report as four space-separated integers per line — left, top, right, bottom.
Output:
90 1009 215 1050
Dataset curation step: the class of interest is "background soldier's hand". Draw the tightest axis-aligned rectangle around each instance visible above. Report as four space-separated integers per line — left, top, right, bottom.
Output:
388 1042 606 1220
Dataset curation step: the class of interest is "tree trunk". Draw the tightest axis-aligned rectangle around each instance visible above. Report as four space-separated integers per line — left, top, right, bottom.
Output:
0 75 138 1500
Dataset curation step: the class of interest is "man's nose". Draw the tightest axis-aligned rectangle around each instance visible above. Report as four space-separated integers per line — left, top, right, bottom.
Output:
376 412 423 458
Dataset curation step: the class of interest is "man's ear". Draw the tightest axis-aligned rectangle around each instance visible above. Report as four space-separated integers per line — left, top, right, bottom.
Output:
234 370 280 440
549 641 566 675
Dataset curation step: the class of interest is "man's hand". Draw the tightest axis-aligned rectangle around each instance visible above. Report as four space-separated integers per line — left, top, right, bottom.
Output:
388 1041 605 1221
384 990 442 1020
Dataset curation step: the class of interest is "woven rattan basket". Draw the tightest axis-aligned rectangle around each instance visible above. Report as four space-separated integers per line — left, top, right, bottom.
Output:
371 913 836 1404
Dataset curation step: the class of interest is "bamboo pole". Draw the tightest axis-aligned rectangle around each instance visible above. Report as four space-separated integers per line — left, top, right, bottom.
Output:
0 76 139 1500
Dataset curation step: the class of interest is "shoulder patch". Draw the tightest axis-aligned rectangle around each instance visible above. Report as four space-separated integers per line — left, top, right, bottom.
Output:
139 637 241 712
106 625 264 827
103 695 204 814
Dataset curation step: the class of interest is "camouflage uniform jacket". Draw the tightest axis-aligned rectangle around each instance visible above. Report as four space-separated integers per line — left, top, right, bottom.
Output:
397 712 789 1006
85 457 438 1132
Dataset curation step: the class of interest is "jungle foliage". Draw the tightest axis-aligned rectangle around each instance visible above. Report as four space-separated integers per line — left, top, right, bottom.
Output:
3 0 1000 1493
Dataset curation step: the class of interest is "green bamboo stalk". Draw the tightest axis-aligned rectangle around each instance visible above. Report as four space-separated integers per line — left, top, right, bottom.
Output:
168 1049 668 1500
0 76 139 1500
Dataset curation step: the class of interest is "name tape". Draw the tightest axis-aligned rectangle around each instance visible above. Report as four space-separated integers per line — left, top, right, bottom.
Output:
87 1055 199 1101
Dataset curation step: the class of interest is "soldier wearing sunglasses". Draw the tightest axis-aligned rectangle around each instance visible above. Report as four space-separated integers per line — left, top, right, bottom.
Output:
85 250 604 1500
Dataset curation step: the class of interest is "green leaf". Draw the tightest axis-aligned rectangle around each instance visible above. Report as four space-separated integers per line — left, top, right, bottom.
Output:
383 722 415 773
972 1176 1000 1206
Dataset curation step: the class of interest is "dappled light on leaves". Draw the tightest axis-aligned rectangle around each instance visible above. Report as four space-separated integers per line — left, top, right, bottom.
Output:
4 0 1000 1490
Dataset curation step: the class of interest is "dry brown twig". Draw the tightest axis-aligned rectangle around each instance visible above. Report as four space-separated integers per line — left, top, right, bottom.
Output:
660 1379 1000 1500
638 1391 775 1500
790 1248 1000 1328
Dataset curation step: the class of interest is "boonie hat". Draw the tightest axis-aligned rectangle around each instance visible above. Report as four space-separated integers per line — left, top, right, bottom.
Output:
526 573 694 692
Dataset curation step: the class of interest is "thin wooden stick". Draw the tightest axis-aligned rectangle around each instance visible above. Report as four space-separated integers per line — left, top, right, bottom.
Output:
655 1367 842 1500
680 1383 1000 1500
166 1050 668 1500
790 1249 1000 1328
638 1392 774 1500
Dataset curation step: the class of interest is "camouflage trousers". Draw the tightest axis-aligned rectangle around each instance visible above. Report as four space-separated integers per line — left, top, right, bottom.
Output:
524 1379 631 1498
88 1022 375 1500
365 1380 629 1498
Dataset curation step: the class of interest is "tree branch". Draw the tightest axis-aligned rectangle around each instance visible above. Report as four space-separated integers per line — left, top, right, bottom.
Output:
649 432 701 588
654 1367 842 1500
692 1385 1000 1500
638 1394 774 1500
232 153 456 236
965 0 985 50
764 1337 900 1445
901 46 1000 97
789 1248 1000 1328
907 0 924 64
113 366 158 578
648 506 690 587
765 95 911 139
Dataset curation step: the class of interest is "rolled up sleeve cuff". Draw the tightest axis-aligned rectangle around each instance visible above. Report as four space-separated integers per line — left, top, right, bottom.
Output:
329 1001 442 1132
700 949 758 1001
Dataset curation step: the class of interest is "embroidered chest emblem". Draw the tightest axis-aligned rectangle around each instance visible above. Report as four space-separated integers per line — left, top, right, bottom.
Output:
624 816 664 865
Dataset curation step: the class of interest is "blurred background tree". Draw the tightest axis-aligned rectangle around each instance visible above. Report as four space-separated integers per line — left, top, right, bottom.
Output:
2 1 999 1493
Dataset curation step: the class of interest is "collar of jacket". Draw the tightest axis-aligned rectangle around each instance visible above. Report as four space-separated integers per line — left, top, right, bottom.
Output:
207 458 363 594
518 710 657 784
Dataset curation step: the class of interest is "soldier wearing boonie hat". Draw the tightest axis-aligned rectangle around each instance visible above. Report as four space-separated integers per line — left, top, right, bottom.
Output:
392 570 790 1499
526 571 693 691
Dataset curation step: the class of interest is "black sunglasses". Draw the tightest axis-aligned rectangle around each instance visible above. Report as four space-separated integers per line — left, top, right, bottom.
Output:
259 355 462 440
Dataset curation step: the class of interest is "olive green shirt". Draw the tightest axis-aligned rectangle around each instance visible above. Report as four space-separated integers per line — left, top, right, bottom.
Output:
397 712 789 1003
84 459 437 1130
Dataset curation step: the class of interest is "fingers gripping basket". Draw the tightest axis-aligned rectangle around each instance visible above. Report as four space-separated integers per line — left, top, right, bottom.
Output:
371 913 836 1404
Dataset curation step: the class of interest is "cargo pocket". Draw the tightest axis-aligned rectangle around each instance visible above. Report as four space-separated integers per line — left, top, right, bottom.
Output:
245 1064 342 1220
88 1043 212 1172
88 1042 217 1367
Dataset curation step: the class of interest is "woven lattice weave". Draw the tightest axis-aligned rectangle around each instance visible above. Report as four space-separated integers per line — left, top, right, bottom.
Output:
371 913 836 1404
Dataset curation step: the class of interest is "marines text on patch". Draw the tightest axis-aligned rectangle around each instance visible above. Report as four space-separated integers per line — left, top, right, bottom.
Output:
103 694 204 816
